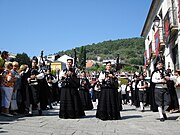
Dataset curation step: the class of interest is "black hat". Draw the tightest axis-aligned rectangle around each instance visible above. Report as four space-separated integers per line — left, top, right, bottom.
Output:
81 70 86 73
156 54 164 65
1 51 8 56
67 58 73 62
157 60 163 64
32 56 38 63
105 61 111 65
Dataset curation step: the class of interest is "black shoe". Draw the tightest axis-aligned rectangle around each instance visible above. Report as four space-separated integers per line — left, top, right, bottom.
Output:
163 114 167 120
160 118 165 122
141 110 145 112
59 115 67 119
26 113 33 117
38 110 42 116
50 105 53 109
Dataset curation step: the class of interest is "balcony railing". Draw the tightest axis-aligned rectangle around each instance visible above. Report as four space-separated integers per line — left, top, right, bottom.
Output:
159 27 165 46
168 7 178 31
163 7 178 43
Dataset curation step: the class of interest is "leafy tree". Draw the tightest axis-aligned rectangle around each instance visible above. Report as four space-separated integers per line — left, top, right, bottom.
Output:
121 65 137 72
57 37 145 66
128 57 143 65
78 46 86 70
119 78 129 85
87 63 105 72
15 53 31 66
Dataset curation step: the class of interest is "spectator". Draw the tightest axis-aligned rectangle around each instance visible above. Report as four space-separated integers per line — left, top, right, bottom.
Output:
0 62 16 116
0 51 9 74
10 61 21 114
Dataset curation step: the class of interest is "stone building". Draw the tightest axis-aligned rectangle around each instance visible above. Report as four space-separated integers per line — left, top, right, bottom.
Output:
141 0 180 76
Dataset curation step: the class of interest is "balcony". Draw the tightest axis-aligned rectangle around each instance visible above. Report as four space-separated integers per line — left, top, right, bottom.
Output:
163 7 178 43
159 27 165 48
168 7 178 33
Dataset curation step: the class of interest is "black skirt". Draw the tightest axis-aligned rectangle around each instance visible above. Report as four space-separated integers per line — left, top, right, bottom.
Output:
29 85 40 105
92 90 100 102
96 87 121 120
154 88 171 107
79 89 93 110
167 80 179 110
59 87 85 119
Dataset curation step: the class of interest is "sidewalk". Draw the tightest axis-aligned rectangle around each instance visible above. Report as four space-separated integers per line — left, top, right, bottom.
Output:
0 105 180 135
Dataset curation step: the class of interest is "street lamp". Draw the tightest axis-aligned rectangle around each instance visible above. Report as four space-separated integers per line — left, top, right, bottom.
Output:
153 15 160 27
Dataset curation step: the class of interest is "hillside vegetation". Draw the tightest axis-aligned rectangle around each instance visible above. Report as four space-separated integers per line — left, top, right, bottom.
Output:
57 37 145 65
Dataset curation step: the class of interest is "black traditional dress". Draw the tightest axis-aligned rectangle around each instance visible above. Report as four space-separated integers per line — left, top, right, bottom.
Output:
27 67 44 115
96 71 121 120
131 79 140 107
19 69 29 113
79 77 93 110
59 68 85 119
166 80 179 111
92 81 101 102
149 70 158 112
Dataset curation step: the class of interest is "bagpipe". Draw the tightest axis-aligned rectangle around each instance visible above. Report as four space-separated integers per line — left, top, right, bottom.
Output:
103 71 118 88
60 68 76 87
80 77 89 89
39 50 50 72
30 68 39 76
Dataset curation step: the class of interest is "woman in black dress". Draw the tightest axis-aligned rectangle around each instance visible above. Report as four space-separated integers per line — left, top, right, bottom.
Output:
79 71 93 110
96 61 121 120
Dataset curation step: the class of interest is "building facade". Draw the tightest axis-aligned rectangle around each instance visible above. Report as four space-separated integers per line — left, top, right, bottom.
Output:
141 0 180 77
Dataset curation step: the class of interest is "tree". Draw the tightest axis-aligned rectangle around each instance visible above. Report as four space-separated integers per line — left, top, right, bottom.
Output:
15 53 31 66
78 46 86 70
55 54 60 60
57 37 145 66
121 65 137 72
87 63 105 72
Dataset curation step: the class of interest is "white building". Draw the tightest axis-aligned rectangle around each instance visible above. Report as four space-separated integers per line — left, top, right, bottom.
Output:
141 0 179 76
9 53 16 60
102 59 117 65
47 55 55 62
56 54 74 70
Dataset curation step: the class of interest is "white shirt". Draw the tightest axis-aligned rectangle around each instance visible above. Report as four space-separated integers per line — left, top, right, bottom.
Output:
152 70 167 88
121 84 126 94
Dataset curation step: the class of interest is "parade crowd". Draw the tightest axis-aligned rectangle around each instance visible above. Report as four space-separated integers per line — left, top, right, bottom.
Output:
0 51 180 122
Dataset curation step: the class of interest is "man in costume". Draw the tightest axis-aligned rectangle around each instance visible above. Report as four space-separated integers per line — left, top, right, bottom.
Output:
27 56 44 116
59 59 85 119
151 60 170 122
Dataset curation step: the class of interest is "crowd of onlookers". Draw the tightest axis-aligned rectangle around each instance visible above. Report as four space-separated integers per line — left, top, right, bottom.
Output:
0 51 60 116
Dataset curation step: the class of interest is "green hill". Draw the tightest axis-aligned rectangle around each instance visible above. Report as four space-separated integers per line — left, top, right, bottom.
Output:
57 37 145 65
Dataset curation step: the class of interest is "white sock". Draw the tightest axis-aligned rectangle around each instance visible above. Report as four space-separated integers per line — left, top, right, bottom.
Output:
129 100 132 105
162 106 168 114
158 106 163 118
92 102 97 109
37 103 41 110
29 104 32 114
140 102 144 110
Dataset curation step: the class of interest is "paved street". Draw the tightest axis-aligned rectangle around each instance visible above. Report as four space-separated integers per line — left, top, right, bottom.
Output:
0 104 180 135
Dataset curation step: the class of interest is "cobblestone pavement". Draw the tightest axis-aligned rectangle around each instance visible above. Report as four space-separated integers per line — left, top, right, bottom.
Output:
0 104 180 135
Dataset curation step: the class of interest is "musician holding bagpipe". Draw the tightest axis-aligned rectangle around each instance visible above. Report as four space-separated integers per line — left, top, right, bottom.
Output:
96 61 121 120
78 71 93 110
27 56 44 116
151 60 171 122
58 58 85 119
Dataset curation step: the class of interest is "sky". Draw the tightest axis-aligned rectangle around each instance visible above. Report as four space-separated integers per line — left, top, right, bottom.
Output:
0 0 152 57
